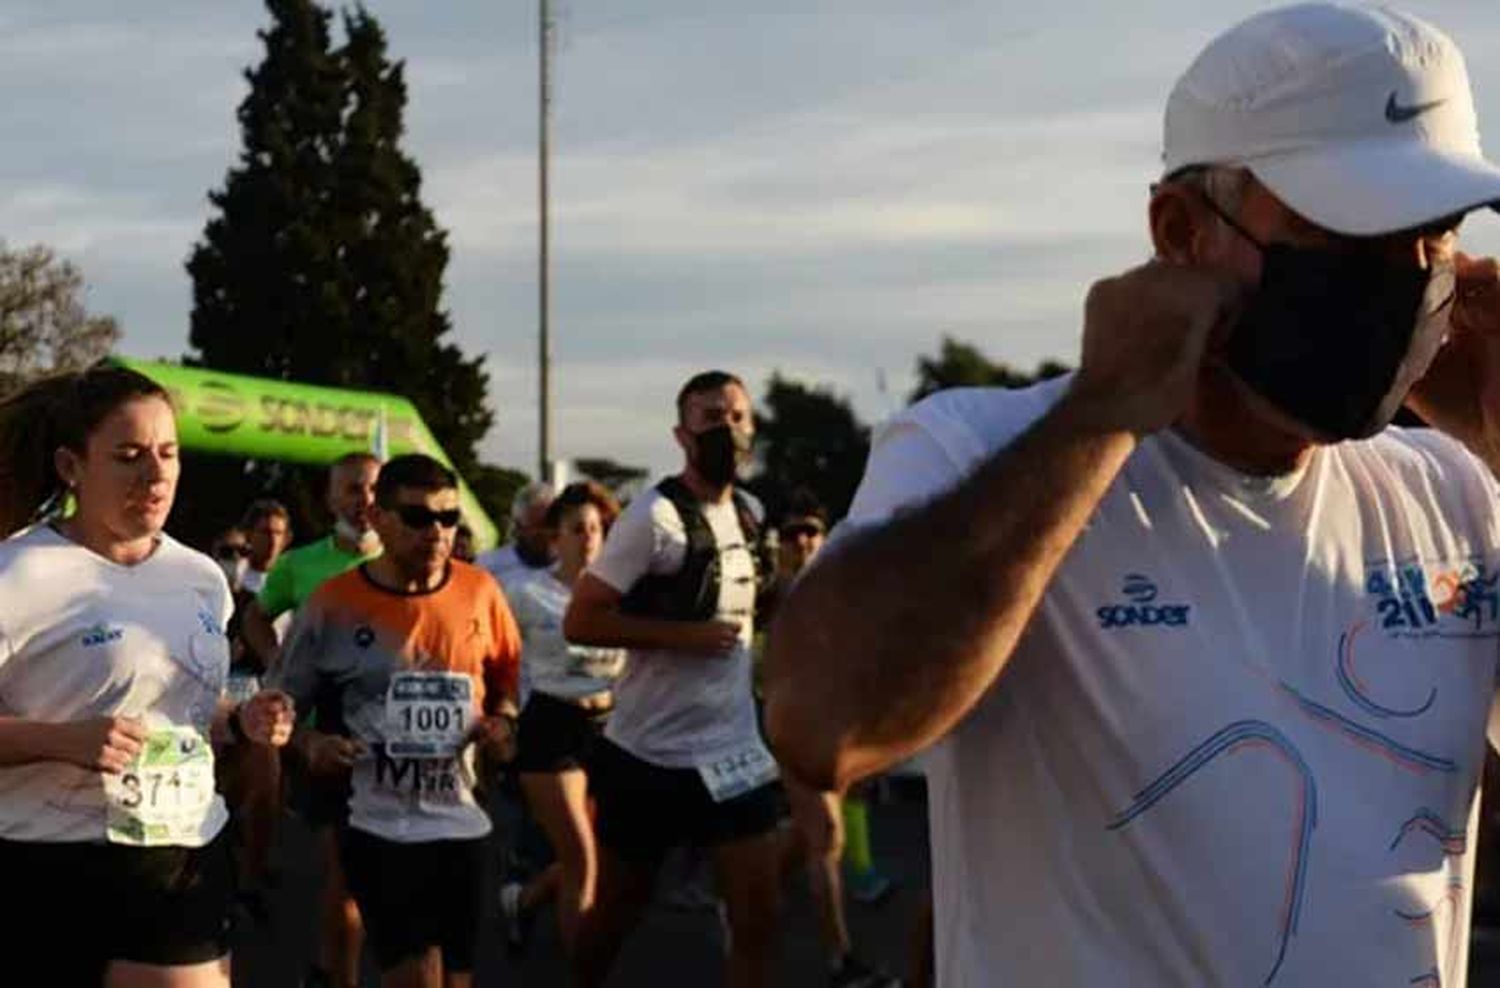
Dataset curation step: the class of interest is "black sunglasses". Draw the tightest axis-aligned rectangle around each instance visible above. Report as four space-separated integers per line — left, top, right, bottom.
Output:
213 544 251 560
779 522 825 539
395 505 462 530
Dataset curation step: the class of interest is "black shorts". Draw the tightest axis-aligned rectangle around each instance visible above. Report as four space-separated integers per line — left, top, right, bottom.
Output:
591 737 780 865
515 691 610 773
0 829 235 983
340 827 487 973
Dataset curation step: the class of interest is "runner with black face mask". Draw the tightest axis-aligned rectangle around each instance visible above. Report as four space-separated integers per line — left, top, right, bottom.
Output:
566 370 782 988
766 5 1500 986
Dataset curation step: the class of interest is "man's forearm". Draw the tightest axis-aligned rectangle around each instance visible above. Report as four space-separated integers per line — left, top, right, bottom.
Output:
564 607 723 654
240 602 282 671
764 390 1137 790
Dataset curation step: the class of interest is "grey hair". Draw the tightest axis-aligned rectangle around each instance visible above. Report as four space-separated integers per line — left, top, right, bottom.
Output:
509 481 556 524
1169 164 1252 216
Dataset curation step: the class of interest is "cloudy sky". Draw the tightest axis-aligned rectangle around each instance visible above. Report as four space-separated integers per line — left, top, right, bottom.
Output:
3 1 1500 478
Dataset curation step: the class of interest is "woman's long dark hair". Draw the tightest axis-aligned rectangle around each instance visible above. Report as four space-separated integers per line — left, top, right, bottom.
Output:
0 365 172 538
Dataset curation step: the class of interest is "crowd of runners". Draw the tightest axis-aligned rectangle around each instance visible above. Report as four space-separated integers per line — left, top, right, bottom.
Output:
0 363 907 988
11 4 1500 987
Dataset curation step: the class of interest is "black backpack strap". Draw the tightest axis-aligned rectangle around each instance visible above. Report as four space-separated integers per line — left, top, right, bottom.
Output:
731 488 776 618
619 477 720 621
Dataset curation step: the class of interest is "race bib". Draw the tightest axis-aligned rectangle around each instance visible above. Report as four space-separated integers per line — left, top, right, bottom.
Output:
104 727 216 846
385 671 472 758
697 741 779 804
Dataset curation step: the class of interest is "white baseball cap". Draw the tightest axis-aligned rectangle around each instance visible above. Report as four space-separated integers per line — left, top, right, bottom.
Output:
1163 3 1500 235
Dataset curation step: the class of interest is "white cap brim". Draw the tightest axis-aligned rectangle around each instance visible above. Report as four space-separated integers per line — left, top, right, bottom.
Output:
1248 140 1500 236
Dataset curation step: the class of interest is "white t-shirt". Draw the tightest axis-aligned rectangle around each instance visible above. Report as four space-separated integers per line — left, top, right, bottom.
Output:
478 544 549 595
512 570 626 702
839 377 1500 988
590 485 762 769
0 525 233 845
480 545 551 703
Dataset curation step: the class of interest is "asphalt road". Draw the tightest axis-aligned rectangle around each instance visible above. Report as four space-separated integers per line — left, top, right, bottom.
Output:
231 775 1500 987
231 777 930 987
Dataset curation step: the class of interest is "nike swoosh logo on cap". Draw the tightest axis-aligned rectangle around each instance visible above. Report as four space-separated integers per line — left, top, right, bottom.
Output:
1386 92 1447 123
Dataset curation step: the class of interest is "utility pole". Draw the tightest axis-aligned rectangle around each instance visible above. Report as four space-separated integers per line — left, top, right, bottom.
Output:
537 0 555 481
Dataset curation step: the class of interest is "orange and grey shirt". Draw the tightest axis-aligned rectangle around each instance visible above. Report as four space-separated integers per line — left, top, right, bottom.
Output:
271 561 520 843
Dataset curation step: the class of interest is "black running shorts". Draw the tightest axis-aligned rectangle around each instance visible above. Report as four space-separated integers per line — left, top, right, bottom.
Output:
514 691 609 774
340 826 487 973
0 829 235 983
590 737 780 865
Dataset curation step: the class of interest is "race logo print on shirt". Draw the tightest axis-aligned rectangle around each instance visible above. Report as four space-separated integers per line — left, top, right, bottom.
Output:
1364 557 1500 639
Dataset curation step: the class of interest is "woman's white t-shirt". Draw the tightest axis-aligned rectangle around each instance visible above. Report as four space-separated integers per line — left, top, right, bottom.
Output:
512 570 626 702
0 525 233 845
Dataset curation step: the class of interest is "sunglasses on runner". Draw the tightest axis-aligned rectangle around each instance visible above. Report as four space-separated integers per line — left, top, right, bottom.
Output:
395 506 462 530
213 543 251 560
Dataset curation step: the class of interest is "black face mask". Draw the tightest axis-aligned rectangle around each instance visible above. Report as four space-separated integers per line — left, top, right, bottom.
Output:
692 425 752 486
1206 199 1456 440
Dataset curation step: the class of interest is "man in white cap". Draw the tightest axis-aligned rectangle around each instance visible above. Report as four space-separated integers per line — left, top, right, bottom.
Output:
766 4 1500 986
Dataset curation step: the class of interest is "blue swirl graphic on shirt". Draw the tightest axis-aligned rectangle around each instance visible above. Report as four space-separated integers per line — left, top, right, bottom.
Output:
1334 622 1435 719
1389 809 1467 856
1393 877 1466 984
1277 683 1455 774
1108 720 1317 986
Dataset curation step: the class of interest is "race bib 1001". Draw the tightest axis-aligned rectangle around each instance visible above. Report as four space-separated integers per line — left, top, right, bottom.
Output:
697 741 779 804
385 671 472 758
104 727 216 846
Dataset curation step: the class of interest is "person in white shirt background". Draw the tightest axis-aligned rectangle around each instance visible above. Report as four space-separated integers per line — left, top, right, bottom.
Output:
479 480 557 595
769 4 1500 987
0 364 293 988
510 480 627 958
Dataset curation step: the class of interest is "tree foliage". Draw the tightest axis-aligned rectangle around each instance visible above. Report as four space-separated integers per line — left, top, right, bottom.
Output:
747 373 870 523
467 462 532 538
0 243 119 394
910 336 1069 403
186 0 491 475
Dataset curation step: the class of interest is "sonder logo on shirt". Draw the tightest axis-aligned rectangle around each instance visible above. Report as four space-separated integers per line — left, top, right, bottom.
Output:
1096 573 1191 630
80 623 125 648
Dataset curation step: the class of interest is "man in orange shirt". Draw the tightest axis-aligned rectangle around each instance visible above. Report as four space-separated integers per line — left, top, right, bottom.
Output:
272 454 520 988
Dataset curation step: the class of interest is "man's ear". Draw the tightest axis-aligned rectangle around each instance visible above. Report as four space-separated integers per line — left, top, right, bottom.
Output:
1150 184 1212 264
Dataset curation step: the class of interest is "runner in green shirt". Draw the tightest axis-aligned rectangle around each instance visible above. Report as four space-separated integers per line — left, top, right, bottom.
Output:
240 452 382 669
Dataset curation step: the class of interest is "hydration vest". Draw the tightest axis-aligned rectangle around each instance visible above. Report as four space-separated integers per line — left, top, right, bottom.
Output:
619 477 770 621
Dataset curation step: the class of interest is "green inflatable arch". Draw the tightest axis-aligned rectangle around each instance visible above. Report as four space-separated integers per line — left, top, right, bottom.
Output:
115 358 500 550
